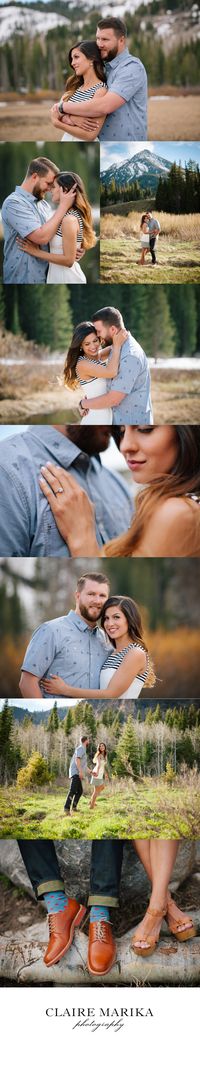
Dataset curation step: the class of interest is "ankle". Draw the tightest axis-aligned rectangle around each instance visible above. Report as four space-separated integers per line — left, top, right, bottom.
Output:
90 906 110 923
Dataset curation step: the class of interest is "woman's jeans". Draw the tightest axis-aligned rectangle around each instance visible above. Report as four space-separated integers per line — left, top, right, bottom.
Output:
17 839 124 907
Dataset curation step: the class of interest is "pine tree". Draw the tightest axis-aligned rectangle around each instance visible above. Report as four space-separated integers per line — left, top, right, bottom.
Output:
47 702 59 733
114 716 140 777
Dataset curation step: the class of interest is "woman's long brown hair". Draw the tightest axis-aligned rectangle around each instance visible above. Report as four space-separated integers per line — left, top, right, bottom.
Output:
63 39 106 101
101 596 155 687
56 171 96 251
105 427 200 557
64 321 98 389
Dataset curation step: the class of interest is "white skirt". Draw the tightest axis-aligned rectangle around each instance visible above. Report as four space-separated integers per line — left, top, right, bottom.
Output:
47 262 86 284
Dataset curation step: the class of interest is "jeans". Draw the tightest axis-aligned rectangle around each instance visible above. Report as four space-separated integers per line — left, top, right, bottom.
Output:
64 774 83 811
149 236 157 263
17 839 124 907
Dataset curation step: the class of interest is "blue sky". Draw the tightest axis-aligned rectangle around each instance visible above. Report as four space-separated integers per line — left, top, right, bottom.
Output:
100 142 200 173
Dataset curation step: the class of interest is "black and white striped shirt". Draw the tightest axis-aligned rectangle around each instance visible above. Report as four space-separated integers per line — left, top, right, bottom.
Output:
76 356 108 387
57 208 83 245
103 642 149 685
68 81 105 104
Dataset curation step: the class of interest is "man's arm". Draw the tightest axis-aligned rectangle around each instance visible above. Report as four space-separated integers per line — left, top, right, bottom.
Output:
76 757 84 779
0 467 31 555
19 671 42 698
26 191 76 246
81 390 126 411
61 90 125 119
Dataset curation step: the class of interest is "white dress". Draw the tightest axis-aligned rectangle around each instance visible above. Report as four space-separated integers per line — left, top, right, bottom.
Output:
140 230 150 248
47 208 86 284
76 357 113 425
100 643 149 699
60 81 106 142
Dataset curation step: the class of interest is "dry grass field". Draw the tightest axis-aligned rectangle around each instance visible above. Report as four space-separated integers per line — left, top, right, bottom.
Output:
100 212 200 283
0 91 199 142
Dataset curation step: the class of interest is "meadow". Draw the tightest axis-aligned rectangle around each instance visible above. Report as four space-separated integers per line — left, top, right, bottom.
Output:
100 212 200 284
0 772 199 839
0 93 199 142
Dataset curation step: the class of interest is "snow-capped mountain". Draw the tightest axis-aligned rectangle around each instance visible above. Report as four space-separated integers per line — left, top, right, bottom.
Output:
0 4 70 44
101 149 173 191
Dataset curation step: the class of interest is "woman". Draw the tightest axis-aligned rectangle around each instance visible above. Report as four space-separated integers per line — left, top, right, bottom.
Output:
89 742 109 809
132 840 196 956
50 41 107 142
39 426 200 556
139 213 150 266
63 322 128 424
17 172 96 284
42 596 155 700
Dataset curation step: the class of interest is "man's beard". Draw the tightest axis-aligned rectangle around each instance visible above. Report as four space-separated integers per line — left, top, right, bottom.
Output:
103 46 118 61
32 181 43 200
79 599 101 623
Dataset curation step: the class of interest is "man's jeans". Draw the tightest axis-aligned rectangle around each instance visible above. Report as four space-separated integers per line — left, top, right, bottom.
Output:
64 775 83 811
150 236 157 263
18 839 124 907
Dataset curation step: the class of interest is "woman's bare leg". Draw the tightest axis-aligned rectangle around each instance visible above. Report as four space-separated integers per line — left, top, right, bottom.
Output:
133 840 191 948
89 785 104 809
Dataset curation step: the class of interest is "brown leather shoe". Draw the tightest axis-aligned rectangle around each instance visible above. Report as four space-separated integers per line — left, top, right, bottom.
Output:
87 920 116 976
44 899 86 967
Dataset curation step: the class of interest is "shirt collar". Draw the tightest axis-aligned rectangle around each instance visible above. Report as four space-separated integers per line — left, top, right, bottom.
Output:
106 47 130 70
26 426 101 473
68 610 99 633
15 186 41 204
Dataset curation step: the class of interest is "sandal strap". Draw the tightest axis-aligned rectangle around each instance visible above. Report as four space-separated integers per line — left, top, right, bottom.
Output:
146 904 167 919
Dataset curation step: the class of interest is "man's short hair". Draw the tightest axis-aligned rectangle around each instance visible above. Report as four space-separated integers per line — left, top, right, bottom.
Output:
81 735 89 744
97 17 127 37
26 157 60 178
77 572 110 592
92 307 123 329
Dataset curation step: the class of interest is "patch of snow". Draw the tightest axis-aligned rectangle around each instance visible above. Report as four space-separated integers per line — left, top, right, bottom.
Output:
0 6 70 44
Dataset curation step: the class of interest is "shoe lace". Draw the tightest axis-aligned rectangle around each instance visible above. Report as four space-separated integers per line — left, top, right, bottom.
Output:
93 921 111 943
48 914 57 935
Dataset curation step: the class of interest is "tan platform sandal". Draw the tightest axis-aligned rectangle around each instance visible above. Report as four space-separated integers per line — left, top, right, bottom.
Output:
132 904 167 958
165 893 196 942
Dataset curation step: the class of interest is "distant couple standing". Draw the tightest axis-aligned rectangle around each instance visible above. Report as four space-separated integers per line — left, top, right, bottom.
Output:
139 211 160 266
2 156 96 285
51 16 147 143
64 305 153 425
19 571 155 702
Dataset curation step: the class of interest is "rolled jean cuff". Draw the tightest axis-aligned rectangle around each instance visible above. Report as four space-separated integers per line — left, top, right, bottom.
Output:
37 880 65 899
88 894 119 908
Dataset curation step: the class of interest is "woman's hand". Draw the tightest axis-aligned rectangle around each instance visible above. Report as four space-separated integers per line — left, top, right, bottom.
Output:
39 463 99 555
16 237 42 257
114 328 129 347
41 675 68 696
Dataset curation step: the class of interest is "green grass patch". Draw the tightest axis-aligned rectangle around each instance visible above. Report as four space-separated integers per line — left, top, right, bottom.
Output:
0 780 199 839
100 238 200 284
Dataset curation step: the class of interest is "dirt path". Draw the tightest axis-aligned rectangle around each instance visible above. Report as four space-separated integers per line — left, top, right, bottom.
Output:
0 95 199 141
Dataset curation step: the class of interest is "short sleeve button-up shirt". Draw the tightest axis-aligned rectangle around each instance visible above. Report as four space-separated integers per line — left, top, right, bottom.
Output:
110 333 153 424
0 426 133 555
99 49 147 142
2 186 51 283
21 610 112 695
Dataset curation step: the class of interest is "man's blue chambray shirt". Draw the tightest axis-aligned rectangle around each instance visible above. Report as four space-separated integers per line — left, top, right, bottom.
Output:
109 333 153 425
99 48 147 142
0 426 133 556
2 186 51 283
21 610 112 694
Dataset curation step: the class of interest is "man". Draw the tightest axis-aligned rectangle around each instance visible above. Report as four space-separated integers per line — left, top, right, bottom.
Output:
64 734 91 814
17 838 123 974
1 156 76 284
0 425 133 555
80 307 153 425
19 571 112 699
146 211 161 266
60 18 147 142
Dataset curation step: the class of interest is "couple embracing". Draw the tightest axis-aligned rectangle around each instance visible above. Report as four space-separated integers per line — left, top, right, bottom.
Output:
65 305 153 424
2 156 95 285
19 571 155 702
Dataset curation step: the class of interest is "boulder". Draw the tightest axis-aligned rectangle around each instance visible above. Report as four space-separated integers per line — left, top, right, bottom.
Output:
0 839 199 908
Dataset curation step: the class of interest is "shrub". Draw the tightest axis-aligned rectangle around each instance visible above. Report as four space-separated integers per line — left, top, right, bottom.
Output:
16 751 51 788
